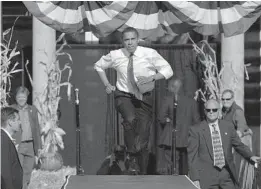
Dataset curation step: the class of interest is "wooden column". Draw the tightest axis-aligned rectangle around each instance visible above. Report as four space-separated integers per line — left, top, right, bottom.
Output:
221 34 245 109
32 17 55 106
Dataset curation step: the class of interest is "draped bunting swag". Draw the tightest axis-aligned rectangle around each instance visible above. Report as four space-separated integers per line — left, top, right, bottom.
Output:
23 1 261 41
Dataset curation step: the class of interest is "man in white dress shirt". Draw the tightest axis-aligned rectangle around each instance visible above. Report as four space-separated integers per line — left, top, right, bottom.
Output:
94 27 173 174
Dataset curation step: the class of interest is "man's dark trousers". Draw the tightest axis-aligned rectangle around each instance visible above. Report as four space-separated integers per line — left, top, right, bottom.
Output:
114 90 153 174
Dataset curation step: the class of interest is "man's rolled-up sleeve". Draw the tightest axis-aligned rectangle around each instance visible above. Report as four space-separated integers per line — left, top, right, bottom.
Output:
151 50 173 79
94 52 113 72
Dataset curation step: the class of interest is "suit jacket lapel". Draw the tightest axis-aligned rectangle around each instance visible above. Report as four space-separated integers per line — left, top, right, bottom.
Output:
201 121 214 160
2 130 23 168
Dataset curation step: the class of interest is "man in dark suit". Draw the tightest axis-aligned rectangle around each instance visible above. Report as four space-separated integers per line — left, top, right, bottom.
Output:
157 77 201 175
11 86 42 189
1 107 23 189
188 99 261 189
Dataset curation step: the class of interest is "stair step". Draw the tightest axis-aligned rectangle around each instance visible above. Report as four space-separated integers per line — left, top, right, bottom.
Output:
245 66 260 74
245 42 260 49
245 107 260 117
244 57 260 67
245 115 260 126
245 66 260 82
245 109 260 117
245 84 260 99
245 99 260 103
245 31 260 42
245 82 260 88
245 74 260 83
244 96 260 107
245 49 260 60
245 98 260 117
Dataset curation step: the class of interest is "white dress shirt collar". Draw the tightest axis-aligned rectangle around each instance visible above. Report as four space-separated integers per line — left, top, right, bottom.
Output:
208 120 220 133
121 46 143 58
208 120 218 127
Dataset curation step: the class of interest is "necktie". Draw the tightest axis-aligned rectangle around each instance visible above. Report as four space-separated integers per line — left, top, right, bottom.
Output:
127 54 140 99
211 123 225 169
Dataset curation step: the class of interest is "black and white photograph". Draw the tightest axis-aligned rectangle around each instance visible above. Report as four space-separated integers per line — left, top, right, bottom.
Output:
1 1 261 189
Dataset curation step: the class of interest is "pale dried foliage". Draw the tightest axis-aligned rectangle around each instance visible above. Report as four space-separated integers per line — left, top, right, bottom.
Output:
1 18 22 107
189 36 223 103
189 35 250 103
28 166 76 189
25 33 73 156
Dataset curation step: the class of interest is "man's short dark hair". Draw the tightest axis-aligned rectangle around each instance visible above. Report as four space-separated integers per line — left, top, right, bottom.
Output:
15 86 29 96
222 89 234 98
1 107 19 127
122 27 139 39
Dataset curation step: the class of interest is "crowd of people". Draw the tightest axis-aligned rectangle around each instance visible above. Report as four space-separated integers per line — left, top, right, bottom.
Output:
1 27 261 189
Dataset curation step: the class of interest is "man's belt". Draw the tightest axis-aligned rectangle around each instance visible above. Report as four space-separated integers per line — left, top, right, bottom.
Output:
21 139 33 143
115 90 152 99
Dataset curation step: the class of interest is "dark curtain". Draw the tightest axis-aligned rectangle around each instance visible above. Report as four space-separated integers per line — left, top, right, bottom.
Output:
58 44 216 174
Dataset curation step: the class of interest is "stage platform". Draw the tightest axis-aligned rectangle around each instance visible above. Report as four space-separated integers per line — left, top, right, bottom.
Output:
62 175 198 189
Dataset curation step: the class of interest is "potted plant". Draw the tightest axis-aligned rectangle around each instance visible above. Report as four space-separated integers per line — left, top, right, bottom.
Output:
26 33 73 171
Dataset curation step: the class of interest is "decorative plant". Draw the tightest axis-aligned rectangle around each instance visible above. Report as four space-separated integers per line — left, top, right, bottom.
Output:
1 18 23 107
189 35 250 104
189 37 223 103
25 33 73 170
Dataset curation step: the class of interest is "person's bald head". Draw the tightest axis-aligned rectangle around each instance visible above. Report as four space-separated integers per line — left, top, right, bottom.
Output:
204 99 220 123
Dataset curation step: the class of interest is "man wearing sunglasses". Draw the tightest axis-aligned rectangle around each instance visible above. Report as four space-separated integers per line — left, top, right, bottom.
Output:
187 99 261 189
221 89 250 137
222 89 255 188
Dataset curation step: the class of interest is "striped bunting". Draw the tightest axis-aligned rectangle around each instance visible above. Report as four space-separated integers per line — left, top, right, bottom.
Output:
23 1 261 41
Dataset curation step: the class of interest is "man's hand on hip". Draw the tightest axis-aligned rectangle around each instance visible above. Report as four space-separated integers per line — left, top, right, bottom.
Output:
105 83 115 94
